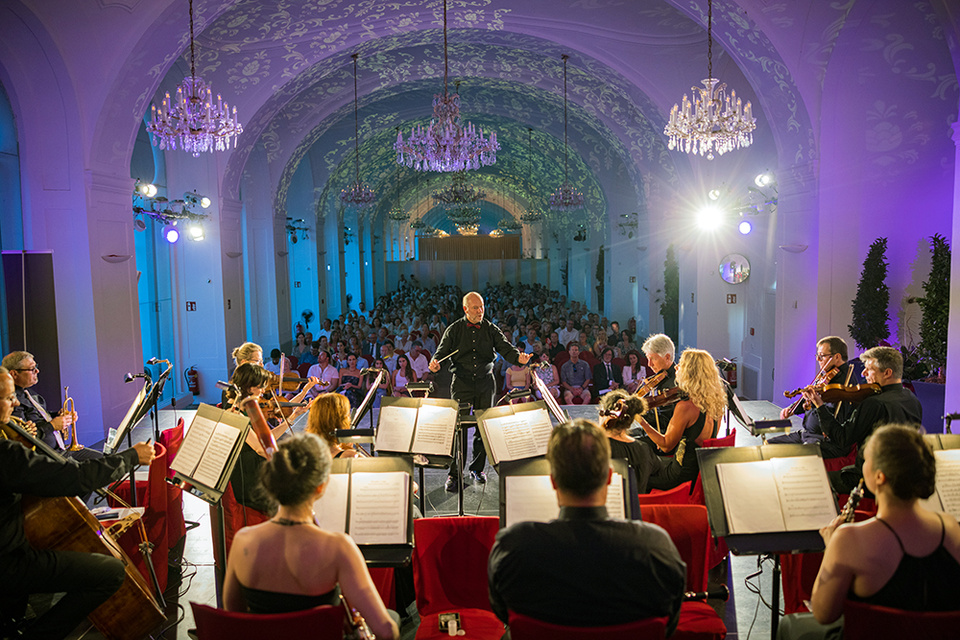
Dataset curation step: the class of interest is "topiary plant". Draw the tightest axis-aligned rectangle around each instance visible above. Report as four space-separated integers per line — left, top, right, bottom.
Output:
661 244 679 345
849 237 890 350
917 233 950 377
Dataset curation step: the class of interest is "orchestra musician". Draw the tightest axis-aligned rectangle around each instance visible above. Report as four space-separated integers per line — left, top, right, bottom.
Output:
599 390 661 493
640 334 679 441
429 292 530 490
639 348 727 492
0 366 156 640
800 346 921 494
767 336 860 458
776 424 960 640
223 433 400 639
2 351 101 461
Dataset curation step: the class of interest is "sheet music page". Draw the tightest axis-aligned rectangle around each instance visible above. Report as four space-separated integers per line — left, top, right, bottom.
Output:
348 472 409 544
314 473 350 534
192 423 241 488
771 456 838 531
716 460 785 534
505 475 559 527
605 471 626 519
169 414 218 477
375 405 418 452
483 409 553 464
411 404 457 456
933 450 960 519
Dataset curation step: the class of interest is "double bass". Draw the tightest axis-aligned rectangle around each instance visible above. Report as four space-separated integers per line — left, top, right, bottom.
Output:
4 419 165 640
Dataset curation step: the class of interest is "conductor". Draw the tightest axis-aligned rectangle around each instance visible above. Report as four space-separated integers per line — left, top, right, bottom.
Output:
430 292 531 490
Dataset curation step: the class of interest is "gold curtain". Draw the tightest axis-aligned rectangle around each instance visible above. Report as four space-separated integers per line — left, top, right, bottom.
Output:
418 236 520 260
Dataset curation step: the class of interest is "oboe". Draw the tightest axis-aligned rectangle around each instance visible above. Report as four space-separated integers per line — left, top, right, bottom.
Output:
840 478 865 522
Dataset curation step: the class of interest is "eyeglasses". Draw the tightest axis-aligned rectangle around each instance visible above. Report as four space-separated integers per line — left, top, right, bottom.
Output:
16 366 39 373
816 353 833 361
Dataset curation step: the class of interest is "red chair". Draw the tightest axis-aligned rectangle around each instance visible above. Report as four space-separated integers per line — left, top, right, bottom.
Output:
843 599 960 639
159 418 187 548
638 481 694 506
640 505 727 640
823 445 857 473
108 442 170 592
190 602 343 639
211 483 270 571
297 362 312 378
287 355 298 370
508 611 667 639
412 516 503 640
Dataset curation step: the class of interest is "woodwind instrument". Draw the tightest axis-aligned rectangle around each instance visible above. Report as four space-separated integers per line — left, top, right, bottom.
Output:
63 386 83 451
840 478 865 522
340 593 373 640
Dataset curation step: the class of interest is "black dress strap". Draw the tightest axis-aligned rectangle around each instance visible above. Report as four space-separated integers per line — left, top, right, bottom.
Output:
874 516 905 553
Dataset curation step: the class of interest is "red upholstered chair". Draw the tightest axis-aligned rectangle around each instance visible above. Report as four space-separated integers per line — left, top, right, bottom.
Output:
554 350 570 369
508 611 667 639
823 444 857 473
842 599 960 639
688 431 736 567
190 602 343 640
211 483 270 571
412 516 503 640
287 355 298 370
108 442 170 592
639 481 694 506
297 362 312 378
639 505 727 640
159 418 187 548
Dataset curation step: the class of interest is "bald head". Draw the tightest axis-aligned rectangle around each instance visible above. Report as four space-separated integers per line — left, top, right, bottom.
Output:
463 292 484 324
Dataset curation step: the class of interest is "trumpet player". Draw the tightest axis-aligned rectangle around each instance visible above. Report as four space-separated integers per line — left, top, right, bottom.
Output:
1 351 102 461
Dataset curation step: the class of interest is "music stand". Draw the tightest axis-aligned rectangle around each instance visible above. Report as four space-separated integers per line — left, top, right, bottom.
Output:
352 369 386 445
696 444 833 640
529 367 568 425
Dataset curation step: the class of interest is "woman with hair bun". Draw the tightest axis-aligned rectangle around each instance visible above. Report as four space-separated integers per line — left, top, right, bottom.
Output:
598 389 661 493
223 433 399 639
777 424 960 639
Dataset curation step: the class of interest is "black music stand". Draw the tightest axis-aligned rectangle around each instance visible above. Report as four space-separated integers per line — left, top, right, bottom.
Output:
696 443 833 640
352 369 387 449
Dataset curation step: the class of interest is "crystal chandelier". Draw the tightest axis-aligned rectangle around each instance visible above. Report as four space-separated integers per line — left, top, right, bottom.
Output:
456 223 479 236
341 54 376 208
433 172 486 208
663 0 756 159
446 205 481 226
498 217 522 232
550 55 584 210
394 0 498 172
147 0 242 157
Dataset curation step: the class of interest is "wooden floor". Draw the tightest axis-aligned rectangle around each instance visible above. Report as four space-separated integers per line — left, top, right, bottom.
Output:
50 402 793 640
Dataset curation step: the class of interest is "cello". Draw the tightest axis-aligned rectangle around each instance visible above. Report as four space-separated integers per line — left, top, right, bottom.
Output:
4 419 165 640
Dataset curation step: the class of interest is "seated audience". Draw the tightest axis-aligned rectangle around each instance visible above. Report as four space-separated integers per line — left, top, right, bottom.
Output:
560 344 592 404
533 352 561 401
337 354 364 408
488 419 685 632
592 347 622 396
391 354 418 397
504 361 532 403
777 424 960 639
223 433 399 639
622 349 646 394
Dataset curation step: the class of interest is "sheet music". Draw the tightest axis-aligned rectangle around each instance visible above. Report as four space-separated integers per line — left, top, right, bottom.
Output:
169 414 218 477
411 404 457 456
717 460 786 533
348 472 409 544
314 473 349 534
605 471 626 519
504 475 560 527
771 456 837 531
375 405 418 452
192 423 241 488
933 450 960 519
483 409 553 464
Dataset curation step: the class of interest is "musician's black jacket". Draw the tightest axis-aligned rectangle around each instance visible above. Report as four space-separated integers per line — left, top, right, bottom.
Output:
0 438 137 556
433 317 522 381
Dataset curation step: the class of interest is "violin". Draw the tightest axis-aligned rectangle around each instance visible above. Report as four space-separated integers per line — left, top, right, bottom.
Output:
807 382 881 405
266 371 319 393
783 366 839 416
646 386 685 410
634 370 668 397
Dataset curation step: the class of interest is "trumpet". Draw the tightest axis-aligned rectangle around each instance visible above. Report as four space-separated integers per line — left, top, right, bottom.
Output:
63 386 83 451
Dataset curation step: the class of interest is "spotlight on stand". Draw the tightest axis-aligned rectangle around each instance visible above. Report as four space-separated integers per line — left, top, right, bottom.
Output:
755 172 774 188
135 180 158 198
162 223 180 243
184 191 212 209
696 205 723 230
133 215 147 232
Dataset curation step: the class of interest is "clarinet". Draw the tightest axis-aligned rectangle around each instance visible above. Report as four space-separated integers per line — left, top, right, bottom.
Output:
684 584 730 602
341 594 373 640
840 478 865 523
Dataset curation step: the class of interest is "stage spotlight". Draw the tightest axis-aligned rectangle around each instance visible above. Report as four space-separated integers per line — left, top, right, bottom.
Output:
738 220 753 235
133 217 147 232
136 181 157 198
200 196 212 208
290 232 298 244
162 223 180 243
708 189 721 201
187 222 205 241
696 205 724 230
755 172 774 188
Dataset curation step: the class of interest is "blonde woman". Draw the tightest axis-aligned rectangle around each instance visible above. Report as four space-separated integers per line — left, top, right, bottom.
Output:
640 348 726 491
305 392 358 459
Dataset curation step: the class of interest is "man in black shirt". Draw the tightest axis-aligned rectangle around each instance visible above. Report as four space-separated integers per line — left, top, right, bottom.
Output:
430 292 530 489
488 419 685 632
0 367 155 640
640 334 678 438
802 346 922 493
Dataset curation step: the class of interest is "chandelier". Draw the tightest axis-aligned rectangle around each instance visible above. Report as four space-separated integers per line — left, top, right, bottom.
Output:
446 206 481 226
394 0 498 172
433 172 486 208
456 223 479 236
550 55 584 210
663 0 756 159
341 54 376 208
147 0 242 157
498 217 522 232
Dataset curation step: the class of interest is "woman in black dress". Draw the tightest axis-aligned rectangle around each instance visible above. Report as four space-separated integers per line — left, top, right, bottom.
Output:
598 389 660 494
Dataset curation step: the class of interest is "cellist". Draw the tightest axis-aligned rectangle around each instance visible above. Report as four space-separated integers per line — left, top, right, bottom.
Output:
0 367 155 640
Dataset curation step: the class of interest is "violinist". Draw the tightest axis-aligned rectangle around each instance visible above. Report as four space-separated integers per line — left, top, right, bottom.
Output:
599 390 662 493
801 346 922 494
640 349 727 491
305 393 360 459
640 334 679 442
0 367 156 640
767 337 860 458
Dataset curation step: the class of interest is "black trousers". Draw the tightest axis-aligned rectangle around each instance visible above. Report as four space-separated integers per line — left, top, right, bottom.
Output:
766 430 851 459
448 373 495 476
1 546 126 640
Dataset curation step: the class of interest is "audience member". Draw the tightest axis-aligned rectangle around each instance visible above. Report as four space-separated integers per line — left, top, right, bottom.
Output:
560 344 592 404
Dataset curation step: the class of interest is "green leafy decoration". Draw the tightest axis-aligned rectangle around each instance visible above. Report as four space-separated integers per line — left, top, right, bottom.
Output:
848 237 890 350
917 233 951 375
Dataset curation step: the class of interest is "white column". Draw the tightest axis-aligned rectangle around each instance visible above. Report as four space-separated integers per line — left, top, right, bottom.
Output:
944 121 960 405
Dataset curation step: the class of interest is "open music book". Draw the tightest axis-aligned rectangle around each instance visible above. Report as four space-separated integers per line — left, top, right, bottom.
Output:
477 403 554 465
169 404 249 495
716 456 837 534
922 449 960 520
313 458 414 546
375 397 459 457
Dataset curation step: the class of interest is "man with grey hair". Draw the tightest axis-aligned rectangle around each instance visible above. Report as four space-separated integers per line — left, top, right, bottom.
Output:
801 345 921 493
641 334 678 435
